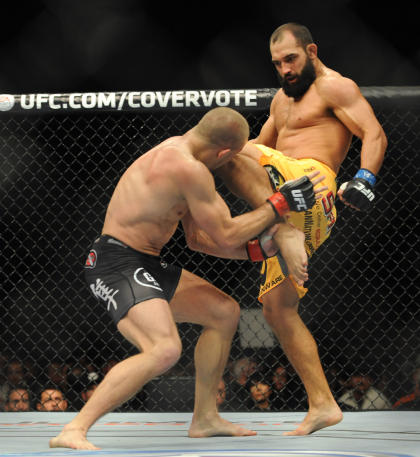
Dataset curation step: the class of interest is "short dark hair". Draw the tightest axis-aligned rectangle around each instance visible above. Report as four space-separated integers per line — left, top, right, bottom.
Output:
7 385 30 401
270 23 314 49
38 384 65 402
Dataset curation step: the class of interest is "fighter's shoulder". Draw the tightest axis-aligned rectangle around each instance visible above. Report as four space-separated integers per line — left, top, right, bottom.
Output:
154 140 207 182
163 143 210 186
270 88 286 106
315 71 362 106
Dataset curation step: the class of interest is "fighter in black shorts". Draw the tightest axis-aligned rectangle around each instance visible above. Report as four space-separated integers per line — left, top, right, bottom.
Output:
85 235 182 325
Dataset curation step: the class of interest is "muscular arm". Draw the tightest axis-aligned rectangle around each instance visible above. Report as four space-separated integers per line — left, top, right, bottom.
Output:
181 211 249 259
190 151 323 284
250 95 280 147
178 159 277 251
216 145 275 209
321 77 387 175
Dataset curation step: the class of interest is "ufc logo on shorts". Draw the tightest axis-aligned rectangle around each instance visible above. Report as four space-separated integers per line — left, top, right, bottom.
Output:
291 189 308 211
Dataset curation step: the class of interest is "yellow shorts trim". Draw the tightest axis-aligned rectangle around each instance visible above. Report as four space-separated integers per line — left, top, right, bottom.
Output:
255 145 337 302
259 256 308 300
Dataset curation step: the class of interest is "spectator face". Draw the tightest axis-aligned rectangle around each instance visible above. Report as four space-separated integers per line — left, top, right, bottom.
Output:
250 382 272 403
233 358 257 384
6 389 30 411
350 375 371 393
272 366 287 390
216 380 226 407
37 389 68 411
244 360 257 378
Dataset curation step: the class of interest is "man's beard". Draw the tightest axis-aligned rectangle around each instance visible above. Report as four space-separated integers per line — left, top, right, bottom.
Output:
279 57 316 100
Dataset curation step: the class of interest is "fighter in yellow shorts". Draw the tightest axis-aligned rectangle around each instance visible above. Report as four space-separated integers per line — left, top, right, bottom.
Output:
215 22 386 437
255 144 337 300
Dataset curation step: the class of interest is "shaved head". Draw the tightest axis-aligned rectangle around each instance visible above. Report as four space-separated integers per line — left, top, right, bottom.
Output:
195 107 249 151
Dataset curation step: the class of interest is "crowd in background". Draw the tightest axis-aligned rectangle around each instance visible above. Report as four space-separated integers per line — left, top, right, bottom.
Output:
1 352 419 413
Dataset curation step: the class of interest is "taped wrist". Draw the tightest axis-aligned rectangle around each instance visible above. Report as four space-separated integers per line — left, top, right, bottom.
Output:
246 238 265 262
354 169 376 187
267 192 290 217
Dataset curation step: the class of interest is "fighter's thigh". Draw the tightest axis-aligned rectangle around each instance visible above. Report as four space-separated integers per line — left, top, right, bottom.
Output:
217 151 273 208
261 278 300 319
169 269 240 327
117 297 179 352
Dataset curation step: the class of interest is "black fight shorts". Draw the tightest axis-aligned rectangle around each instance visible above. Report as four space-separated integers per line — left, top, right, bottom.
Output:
84 235 182 324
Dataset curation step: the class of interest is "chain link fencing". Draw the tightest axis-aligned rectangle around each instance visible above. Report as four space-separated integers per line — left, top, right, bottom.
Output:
1 88 419 413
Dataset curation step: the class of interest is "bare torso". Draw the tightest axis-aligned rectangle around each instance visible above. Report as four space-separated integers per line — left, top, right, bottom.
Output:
102 137 192 255
270 70 353 174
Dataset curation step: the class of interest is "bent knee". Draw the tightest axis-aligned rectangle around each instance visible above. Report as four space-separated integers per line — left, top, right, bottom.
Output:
150 336 182 373
262 292 299 326
212 296 240 330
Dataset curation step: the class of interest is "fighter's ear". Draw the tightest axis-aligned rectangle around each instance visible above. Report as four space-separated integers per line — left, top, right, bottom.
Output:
306 43 317 59
217 148 231 159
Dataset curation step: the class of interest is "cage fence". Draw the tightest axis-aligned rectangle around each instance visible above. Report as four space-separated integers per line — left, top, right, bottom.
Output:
0 87 419 413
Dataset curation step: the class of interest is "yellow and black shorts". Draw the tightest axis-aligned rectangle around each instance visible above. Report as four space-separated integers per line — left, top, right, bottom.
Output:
255 144 337 301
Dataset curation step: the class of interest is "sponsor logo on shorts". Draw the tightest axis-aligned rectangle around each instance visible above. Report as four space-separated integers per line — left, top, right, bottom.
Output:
260 274 286 294
263 165 285 191
321 191 337 233
90 278 119 311
134 268 163 291
303 211 315 256
85 250 97 268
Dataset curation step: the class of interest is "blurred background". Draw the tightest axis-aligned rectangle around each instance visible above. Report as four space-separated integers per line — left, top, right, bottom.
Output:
1 0 419 94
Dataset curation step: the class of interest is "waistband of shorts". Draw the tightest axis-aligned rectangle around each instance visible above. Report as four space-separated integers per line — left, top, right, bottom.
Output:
255 145 337 178
299 158 336 178
94 234 161 259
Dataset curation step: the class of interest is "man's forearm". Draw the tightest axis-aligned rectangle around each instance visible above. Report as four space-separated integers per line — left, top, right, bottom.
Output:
187 225 248 259
359 130 387 175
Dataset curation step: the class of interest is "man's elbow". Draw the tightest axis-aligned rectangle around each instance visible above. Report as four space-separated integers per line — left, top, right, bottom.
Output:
366 126 387 157
380 128 388 153
185 234 199 252
215 230 242 251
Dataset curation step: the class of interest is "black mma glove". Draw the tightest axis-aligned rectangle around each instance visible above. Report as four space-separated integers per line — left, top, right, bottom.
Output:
340 169 376 211
267 175 316 217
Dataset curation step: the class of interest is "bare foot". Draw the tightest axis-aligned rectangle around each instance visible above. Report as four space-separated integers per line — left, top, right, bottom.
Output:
273 222 308 286
283 403 343 436
49 426 100 450
189 414 257 438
